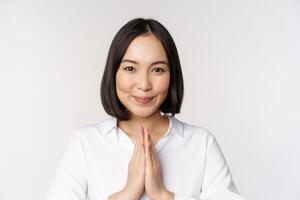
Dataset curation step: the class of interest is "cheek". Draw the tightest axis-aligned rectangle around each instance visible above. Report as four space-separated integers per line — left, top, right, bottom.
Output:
154 75 170 93
116 73 134 94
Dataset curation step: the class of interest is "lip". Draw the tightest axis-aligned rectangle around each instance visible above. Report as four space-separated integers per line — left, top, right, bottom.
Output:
133 96 154 104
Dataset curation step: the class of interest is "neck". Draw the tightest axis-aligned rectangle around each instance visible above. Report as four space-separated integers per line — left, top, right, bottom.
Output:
117 111 169 138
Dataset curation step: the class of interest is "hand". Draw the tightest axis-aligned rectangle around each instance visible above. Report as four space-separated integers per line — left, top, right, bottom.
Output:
122 126 146 200
143 127 174 200
111 126 174 200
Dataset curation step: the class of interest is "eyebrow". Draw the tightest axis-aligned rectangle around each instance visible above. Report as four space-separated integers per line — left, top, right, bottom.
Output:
121 59 169 66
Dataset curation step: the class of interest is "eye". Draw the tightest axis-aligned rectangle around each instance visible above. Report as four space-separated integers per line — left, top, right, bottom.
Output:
123 66 135 71
152 67 165 73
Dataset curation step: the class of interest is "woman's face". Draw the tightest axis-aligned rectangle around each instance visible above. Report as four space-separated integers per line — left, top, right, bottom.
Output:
116 33 170 118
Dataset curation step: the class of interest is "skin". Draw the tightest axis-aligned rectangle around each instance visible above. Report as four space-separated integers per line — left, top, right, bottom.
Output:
109 33 175 200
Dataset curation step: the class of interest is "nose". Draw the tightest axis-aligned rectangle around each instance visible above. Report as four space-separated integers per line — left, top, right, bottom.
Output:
137 73 152 91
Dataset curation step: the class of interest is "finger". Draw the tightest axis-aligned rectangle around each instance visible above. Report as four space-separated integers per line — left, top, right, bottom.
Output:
152 148 159 167
131 126 141 162
146 127 156 169
148 134 156 166
137 126 145 161
137 143 145 167
149 135 156 156
139 126 144 146
149 134 160 165
144 126 152 167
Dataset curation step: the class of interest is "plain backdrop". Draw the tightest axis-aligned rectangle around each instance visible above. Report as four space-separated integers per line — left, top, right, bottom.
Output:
0 0 299 199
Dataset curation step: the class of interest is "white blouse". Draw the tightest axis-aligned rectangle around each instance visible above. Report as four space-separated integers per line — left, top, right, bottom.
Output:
46 116 245 200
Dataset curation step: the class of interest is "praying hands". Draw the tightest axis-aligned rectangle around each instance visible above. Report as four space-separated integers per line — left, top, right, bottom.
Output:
109 126 174 200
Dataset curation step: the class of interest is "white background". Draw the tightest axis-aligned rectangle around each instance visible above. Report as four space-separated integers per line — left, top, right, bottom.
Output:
0 0 299 199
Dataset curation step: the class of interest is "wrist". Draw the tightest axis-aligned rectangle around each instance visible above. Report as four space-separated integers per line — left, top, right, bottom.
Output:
151 189 174 200
120 187 139 200
108 188 138 200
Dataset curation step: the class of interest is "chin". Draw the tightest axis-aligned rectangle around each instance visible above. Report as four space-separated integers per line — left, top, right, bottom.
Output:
130 108 157 118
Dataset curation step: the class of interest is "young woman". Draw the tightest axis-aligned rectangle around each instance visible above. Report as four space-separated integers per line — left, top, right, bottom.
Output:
46 18 245 200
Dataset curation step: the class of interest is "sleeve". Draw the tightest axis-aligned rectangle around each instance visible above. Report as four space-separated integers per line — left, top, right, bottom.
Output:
174 135 245 200
45 129 88 200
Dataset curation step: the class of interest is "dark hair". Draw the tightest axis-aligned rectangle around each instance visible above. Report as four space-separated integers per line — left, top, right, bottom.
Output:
100 18 184 121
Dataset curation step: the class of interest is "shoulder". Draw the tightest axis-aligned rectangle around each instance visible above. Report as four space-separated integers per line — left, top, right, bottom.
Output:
172 117 216 145
73 117 116 138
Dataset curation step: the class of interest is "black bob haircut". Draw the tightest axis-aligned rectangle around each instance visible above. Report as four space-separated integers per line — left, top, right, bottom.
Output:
100 18 184 121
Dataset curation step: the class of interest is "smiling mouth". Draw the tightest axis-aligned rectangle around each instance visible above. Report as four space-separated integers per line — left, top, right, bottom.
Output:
133 96 154 104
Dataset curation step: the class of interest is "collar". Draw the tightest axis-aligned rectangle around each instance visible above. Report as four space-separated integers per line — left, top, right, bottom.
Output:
97 116 184 138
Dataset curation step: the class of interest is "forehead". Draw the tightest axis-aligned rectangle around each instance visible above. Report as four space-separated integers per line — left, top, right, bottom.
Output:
122 33 168 63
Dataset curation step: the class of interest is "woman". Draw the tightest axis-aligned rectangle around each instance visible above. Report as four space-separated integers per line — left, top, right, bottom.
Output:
46 18 245 200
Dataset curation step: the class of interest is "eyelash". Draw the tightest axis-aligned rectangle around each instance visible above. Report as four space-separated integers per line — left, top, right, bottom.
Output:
123 66 165 73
